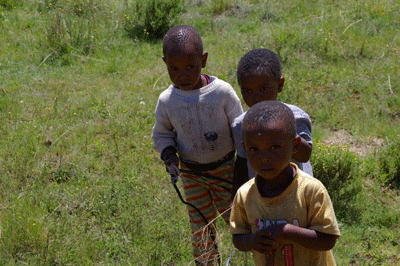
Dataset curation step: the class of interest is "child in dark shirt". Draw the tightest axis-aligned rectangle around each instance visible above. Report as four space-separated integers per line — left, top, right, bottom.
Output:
231 49 313 201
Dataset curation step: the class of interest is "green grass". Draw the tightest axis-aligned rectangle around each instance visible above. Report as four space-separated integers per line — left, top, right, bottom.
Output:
0 0 399 264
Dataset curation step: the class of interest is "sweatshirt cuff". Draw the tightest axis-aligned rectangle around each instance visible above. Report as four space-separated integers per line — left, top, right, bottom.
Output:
161 146 177 161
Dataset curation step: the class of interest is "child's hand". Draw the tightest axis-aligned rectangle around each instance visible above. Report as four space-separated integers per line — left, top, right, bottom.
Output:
161 147 179 171
262 223 286 244
249 230 276 255
163 154 180 183
164 153 179 170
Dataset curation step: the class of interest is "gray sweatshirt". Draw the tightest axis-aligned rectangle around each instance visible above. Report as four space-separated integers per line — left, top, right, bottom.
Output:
152 76 243 164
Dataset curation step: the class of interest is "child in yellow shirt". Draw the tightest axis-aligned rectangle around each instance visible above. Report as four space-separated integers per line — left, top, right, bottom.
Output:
230 101 340 265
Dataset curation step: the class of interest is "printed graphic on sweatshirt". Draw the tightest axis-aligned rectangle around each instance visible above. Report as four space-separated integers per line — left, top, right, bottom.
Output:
170 104 231 153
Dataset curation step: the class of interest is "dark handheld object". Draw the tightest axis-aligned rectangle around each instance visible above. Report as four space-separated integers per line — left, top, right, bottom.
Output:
171 181 209 225
170 172 221 266
265 250 275 266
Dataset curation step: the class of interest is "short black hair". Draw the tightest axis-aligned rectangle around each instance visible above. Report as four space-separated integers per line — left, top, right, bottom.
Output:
242 101 296 139
163 25 203 58
237 49 281 85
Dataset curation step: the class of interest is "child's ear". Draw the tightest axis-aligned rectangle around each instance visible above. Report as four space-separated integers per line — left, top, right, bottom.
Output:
201 52 208 68
241 141 246 150
162 56 166 64
293 135 301 154
278 77 284 93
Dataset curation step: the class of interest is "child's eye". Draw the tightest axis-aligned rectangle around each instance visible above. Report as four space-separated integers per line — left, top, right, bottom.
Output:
271 145 280 150
249 147 258 151
261 87 270 91
242 89 251 94
187 65 193 69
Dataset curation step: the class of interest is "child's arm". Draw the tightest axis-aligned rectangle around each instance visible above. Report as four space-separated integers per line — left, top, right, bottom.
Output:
264 223 338 251
152 97 178 168
152 97 175 151
233 232 275 254
263 184 339 251
223 85 244 126
233 224 337 255
291 106 313 163
231 190 275 254
292 135 312 163
231 156 249 203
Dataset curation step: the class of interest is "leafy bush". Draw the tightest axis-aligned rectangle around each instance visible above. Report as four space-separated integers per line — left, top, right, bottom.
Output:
124 0 183 41
376 136 400 186
310 141 363 220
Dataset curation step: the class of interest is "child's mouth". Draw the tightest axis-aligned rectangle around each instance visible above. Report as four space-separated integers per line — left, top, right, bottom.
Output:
261 168 274 173
179 82 191 87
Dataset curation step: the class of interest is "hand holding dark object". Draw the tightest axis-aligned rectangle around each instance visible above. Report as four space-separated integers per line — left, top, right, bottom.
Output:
164 154 179 180
166 161 180 184
164 153 179 168
249 230 277 255
161 146 179 172
265 249 276 266
232 230 277 265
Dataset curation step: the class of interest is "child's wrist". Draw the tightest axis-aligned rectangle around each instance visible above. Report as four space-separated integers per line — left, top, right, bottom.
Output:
161 146 177 161
248 233 257 249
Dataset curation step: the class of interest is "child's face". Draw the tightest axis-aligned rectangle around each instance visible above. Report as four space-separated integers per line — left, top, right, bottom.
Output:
239 72 284 107
163 50 208 91
243 122 300 182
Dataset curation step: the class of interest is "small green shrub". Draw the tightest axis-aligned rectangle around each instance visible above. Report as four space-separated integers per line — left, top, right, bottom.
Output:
310 141 363 220
124 0 184 41
376 136 400 186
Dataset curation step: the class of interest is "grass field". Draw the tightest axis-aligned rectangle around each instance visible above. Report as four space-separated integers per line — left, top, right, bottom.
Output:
0 0 399 265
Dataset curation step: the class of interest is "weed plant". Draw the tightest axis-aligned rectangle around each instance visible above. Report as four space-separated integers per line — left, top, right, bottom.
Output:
208 0 233 15
376 135 400 186
45 11 97 59
124 0 184 41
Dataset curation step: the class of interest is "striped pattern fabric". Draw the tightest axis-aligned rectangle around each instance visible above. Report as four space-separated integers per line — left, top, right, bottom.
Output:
180 157 234 266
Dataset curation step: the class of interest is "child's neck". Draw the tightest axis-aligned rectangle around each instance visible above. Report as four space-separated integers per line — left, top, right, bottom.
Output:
257 165 296 198
195 74 208 90
177 74 208 91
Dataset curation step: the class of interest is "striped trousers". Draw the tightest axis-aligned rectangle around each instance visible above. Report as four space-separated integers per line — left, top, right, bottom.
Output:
180 158 234 266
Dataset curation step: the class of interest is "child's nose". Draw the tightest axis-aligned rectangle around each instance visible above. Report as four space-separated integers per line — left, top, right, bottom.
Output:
252 93 262 101
260 151 272 161
179 70 190 77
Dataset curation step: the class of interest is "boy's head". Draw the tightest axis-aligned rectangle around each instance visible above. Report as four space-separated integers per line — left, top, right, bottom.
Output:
162 25 208 91
237 49 284 107
242 101 300 180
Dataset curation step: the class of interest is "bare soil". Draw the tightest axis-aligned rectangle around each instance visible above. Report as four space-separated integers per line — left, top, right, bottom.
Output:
323 129 384 156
